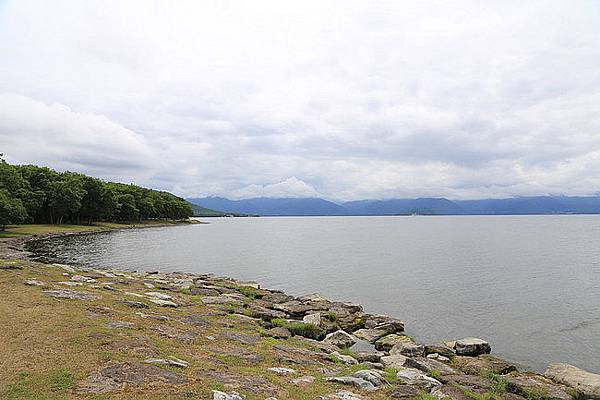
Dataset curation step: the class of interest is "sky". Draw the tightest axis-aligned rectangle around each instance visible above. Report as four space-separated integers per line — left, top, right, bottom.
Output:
1 0 600 201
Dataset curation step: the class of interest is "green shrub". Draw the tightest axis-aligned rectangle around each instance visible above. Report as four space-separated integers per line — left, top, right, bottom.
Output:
287 322 326 340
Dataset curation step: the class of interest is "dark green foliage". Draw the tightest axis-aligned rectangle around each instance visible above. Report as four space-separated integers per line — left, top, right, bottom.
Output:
286 322 326 340
0 157 193 226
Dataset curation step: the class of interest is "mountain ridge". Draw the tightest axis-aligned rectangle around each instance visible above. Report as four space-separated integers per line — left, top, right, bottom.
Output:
188 195 600 216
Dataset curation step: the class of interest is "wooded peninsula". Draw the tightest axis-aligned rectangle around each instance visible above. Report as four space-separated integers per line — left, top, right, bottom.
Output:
0 157 193 229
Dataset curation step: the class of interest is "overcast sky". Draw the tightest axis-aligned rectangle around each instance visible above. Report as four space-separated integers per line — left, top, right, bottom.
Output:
1 1 599 200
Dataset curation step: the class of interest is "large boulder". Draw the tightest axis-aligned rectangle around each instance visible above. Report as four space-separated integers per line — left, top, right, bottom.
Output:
454 355 517 376
452 337 491 356
404 357 458 376
323 330 356 348
545 363 600 400
375 334 414 352
395 367 441 389
353 328 389 343
390 342 425 357
364 314 404 333
505 374 572 400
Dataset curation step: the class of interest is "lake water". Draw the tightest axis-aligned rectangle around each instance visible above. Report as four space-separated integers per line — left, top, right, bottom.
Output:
28 216 600 373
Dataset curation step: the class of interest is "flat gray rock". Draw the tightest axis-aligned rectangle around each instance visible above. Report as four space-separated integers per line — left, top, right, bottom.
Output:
545 363 600 400
43 289 101 301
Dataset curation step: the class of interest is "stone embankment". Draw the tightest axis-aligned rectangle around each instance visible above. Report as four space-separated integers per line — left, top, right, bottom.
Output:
1 233 599 399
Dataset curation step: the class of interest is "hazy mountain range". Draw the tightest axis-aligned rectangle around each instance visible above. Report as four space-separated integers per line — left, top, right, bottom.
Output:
187 195 600 216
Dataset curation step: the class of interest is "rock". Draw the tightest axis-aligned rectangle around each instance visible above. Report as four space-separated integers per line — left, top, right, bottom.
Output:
191 287 220 296
212 390 245 400
353 328 388 343
453 337 491 356
444 374 495 392
153 325 198 343
135 312 169 321
431 385 474 400
390 342 425 357
71 275 96 282
266 327 291 339
261 291 294 304
390 385 420 398
545 363 600 399
298 293 330 302
324 330 357 348
396 367 442 389
381 354 407 369
202 295 243 306
145 291 173 300
246 304 287 321
404 357 458 376
374 334 413 351
454 355 518 375
198 370 277 395
292 375 315 386
217 330 260 345
117 300 149 308
77 362 188 393
424 344 456 359
303 312 322 325
145 357 189 368
354 351 384 363
319 390 363 400
24 279 44 286
107 321 134 329
505 374 572 400
364 314 404 333
326 376 377 392
58 281 83 286
330 351 358 365
148 299 178 307
267 367 296 375
273 300 326 316
43 289 101 301
427 353 450 362
352 370 386 387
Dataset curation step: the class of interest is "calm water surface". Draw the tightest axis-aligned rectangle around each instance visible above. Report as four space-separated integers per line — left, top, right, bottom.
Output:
30 216 600 373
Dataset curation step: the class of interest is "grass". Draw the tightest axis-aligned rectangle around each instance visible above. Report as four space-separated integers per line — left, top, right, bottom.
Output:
234 285 263 300
287 322 326 340
382 367 398 383
430 368 441 380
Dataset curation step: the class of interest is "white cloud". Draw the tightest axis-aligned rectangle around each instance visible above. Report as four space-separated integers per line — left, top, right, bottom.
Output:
230 177 321 199
0 0 599 199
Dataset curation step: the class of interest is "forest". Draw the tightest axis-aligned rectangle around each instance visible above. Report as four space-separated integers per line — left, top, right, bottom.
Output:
0 156 193 229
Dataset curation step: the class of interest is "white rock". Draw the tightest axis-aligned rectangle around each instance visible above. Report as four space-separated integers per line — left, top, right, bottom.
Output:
145 357 189 368
149 298 178 307
24 279 44 286
267 367 296 375
145 291 173 300
212 390 245 400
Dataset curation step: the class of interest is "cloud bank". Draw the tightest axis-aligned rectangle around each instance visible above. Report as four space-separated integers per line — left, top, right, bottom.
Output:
1 0 599 200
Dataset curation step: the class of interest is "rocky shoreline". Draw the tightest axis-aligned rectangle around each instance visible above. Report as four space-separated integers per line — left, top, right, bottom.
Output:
1 229 599 399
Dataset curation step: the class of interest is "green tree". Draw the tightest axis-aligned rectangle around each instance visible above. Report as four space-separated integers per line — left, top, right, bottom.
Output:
0 189 27 230
47 174 85 224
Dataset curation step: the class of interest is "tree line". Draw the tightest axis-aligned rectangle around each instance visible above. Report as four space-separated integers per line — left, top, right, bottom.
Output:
0 157 193 229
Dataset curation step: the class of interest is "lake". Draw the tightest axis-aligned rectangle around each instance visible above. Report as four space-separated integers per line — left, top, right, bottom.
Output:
28 215 600 373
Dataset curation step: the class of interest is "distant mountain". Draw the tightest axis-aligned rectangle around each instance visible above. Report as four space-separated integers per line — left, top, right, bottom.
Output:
189 203 250 217
344 198 463 215
187 197 348 216
188 195 600 216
